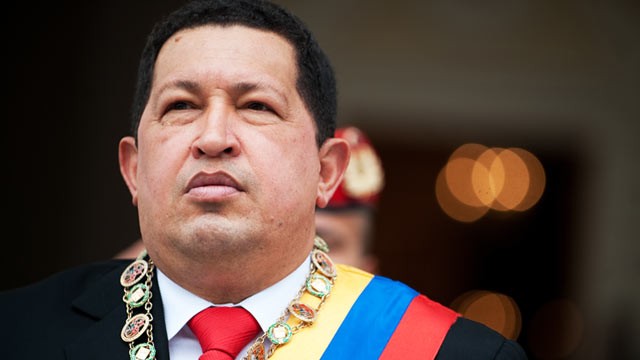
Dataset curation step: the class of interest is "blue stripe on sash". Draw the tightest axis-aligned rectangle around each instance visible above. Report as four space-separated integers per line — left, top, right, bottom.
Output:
320 275 418 359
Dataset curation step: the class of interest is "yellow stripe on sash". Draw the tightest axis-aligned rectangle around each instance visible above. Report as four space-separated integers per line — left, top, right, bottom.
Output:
271 264 374 359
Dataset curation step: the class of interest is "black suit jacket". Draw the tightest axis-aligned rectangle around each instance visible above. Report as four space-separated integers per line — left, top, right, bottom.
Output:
0 260 170 360
1 260 527 359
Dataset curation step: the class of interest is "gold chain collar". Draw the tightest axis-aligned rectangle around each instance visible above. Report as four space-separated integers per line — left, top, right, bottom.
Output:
120 236 337 360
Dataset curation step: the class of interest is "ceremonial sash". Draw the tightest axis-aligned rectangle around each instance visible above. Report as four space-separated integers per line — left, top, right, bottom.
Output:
271 265 459 359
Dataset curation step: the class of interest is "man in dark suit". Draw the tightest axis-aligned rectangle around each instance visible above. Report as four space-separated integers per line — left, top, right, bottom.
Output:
0 1 528 359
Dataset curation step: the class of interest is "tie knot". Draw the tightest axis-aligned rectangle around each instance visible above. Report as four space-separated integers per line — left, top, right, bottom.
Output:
188 306 261 360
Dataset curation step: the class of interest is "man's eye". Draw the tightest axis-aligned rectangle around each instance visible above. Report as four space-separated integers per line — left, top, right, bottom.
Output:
246 102 271 112
168 101 191 111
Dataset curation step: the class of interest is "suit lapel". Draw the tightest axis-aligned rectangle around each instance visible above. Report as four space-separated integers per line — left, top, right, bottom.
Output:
64 262 169 360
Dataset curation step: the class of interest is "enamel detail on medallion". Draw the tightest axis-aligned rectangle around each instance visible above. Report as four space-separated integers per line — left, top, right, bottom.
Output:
125 283 150 308
121 313 151 342
120 260 149 287
247 343 266 360
313 236 330 253
311 249 337 278
306 273 332 297
288 301 316 323
129 342 156 360
267 322 292 345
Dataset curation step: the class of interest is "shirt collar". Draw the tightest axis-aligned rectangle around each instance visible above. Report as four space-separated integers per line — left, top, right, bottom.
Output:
159 254 311 340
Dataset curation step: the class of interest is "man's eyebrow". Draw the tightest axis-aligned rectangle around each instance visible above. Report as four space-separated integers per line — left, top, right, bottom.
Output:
233 81 288 104
154 79 290 107
157 79 201 94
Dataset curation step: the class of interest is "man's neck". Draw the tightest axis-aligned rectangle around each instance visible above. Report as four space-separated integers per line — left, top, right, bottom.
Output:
150 242 313 304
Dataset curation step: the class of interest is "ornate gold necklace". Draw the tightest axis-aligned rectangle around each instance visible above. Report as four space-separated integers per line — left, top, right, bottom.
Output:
120 236 337 360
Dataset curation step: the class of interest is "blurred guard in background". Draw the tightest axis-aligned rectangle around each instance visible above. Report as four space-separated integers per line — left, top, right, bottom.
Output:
315 126 384 273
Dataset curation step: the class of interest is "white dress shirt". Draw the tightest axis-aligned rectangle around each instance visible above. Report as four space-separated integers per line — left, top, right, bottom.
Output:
159 255 311 360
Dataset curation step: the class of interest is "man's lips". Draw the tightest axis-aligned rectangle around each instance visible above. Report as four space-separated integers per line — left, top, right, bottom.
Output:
185 172 243 198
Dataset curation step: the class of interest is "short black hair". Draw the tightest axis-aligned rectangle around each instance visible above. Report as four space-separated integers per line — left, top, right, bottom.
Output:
130 0 337 146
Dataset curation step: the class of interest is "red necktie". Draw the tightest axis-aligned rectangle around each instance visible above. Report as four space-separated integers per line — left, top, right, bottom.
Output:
188 306 261 360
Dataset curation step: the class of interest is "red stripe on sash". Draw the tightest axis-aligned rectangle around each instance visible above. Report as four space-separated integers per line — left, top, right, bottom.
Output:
379 294 459 360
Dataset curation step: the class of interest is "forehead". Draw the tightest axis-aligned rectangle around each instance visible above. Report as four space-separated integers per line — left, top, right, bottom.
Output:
155 25 298 83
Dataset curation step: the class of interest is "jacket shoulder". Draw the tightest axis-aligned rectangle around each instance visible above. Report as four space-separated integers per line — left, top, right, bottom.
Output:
0 259 129 312
437 317 529 359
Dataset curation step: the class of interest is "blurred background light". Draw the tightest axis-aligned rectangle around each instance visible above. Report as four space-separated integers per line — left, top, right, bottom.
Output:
451 289 523 340
437 143 546 221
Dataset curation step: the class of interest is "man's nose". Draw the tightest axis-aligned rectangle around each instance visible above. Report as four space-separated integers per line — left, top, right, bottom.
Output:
190 105 240 158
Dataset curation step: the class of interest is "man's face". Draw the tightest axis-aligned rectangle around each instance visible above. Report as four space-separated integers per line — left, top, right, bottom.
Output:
123 25 324 264
315 209 378 273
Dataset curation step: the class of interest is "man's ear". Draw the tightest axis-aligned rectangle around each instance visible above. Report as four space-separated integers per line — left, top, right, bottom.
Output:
119 136 139 206
316 137 350 208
